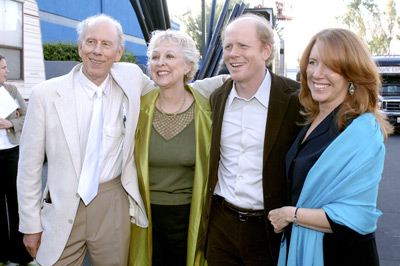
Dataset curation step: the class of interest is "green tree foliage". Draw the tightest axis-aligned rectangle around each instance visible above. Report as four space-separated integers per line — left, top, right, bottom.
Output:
338 0 398 55
398 16 400 40
43 41 137 63
120 48 138 63
43 41 81 61
275 22 284 39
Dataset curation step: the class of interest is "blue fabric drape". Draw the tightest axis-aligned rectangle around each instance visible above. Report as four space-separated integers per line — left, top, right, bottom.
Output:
279 113 385 266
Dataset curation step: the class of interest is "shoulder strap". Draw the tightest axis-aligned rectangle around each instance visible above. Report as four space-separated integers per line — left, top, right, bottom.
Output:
5 84 16 98
6 84 13 93
5 84 21 117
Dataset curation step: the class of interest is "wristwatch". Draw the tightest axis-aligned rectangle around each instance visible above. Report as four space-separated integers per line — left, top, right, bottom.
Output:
293 207 299 226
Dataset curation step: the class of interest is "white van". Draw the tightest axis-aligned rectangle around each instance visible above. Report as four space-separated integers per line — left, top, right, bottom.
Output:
0 0 45 99
374 56 400 129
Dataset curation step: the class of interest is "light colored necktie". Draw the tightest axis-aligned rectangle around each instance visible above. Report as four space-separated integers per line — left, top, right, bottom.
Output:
78 87 103 205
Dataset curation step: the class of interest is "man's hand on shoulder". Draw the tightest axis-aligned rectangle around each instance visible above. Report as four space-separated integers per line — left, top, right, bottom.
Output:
23 232 43 258
222 74 230 83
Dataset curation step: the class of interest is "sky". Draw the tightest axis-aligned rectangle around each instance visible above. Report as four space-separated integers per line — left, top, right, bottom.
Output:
166 0 400 69
274 0 347 68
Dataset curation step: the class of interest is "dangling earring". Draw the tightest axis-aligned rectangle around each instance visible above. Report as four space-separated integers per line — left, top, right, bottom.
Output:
348 82 355 95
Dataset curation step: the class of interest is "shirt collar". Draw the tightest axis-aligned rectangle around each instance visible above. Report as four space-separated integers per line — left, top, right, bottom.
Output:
78 66 110 99
227 68 271 108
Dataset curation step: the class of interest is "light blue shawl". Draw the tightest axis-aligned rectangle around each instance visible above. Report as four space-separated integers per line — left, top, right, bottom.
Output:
278 113 385 266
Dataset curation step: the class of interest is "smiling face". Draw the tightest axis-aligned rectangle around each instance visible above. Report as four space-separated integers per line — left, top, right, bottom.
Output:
306 41 348 112
222 18 271 90
149 41 191 91
78 18 123 86
0 58 9 84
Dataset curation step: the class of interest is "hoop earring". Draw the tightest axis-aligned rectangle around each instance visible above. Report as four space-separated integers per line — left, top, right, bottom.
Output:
348 82 355 95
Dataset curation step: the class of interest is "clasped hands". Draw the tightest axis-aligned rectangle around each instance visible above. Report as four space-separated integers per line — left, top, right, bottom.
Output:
268 206 296 234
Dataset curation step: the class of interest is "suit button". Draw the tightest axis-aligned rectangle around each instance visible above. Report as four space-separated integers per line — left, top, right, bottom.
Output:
205 214 209 219
76 193 80 198
68 219 73 224
209 187 212 192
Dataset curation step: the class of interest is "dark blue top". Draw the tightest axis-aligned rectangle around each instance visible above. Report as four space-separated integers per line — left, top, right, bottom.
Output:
286 109 341 206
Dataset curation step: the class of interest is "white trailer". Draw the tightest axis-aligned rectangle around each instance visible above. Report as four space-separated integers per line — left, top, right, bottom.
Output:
0 0 45 99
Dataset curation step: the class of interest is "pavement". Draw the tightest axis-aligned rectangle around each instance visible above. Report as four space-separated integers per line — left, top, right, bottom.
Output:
1 261 37 266
376 134 400 266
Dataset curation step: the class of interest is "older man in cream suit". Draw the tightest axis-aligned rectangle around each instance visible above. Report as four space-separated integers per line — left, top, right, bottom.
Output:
17 14 151 266
17 14 222 266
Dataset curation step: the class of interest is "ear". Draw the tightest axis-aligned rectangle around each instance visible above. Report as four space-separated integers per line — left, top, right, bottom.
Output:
114 45 124 62
78 42 83 59
262 43 273 62
185 62 194 75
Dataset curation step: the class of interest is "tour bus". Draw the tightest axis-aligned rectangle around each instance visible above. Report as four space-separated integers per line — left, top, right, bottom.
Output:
0 0 45 99
374 56 400 129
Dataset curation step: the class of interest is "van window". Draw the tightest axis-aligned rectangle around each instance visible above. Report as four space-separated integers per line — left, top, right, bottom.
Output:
382 85 400 95
381 75 400 96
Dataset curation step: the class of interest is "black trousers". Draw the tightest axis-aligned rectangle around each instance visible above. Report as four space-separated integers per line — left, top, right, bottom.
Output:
0 146 32 264
206 195 273 266
151 203 191 266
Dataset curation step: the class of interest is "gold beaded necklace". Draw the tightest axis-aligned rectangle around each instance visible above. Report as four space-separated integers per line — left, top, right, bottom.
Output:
157 91 187 117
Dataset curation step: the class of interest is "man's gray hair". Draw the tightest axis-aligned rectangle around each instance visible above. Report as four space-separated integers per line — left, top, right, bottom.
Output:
77 14 125 49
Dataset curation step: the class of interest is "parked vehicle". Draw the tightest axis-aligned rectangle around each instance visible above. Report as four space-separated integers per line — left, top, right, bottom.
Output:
373 56 400 129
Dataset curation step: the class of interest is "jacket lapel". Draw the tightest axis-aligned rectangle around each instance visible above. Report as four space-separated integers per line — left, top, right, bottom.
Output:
263 73 292 162
110 66 140 171
209 80 233 187
54 78 82 179
211 79 233 138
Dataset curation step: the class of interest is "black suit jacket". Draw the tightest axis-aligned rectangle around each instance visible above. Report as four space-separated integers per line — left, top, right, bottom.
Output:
205 72 302 264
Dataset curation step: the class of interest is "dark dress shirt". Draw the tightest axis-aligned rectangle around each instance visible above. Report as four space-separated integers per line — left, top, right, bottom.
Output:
285 108 379 266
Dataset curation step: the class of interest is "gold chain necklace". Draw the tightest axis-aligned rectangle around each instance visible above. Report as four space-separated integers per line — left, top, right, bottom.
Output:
158 91 187 118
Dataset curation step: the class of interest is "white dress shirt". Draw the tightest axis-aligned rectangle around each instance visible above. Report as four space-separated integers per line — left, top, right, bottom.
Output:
75 68 125 183
214 70 271 210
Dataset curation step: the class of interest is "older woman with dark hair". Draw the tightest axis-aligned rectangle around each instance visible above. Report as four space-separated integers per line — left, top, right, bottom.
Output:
268 28 393 266
129 30 211 266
